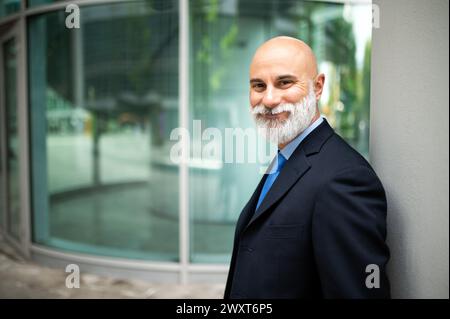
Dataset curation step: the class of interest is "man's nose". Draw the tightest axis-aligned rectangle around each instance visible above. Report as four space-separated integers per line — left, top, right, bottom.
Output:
262 86 281 108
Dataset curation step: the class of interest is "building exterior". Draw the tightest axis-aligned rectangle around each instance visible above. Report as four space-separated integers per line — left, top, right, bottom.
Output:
0 0 448 298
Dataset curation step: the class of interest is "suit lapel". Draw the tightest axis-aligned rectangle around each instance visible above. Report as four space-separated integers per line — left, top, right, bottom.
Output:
235 173 268 237
245 148 310 229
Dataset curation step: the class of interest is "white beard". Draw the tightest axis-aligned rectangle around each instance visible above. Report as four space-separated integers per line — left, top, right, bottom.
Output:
251 82 318 146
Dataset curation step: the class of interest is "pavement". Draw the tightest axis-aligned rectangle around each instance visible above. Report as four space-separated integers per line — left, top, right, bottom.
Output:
0 233 225 299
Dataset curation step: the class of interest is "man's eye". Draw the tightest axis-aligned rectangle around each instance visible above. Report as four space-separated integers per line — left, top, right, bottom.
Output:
253 83 265 90
279 80 292 86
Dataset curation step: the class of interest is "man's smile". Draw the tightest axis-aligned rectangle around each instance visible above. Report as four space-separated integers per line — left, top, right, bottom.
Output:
261 111 290 120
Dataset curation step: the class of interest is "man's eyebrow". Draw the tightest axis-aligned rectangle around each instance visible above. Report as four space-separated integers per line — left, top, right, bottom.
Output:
249 75 297 84
250 78 264 84
276 74 297 81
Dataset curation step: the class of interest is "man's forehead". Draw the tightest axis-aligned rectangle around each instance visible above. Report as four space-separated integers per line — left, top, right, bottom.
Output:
250 54 316 79
249 38 317 79
250 54 309 79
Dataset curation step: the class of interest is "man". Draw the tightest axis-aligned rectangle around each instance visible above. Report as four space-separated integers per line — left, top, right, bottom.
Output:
224 36 390 299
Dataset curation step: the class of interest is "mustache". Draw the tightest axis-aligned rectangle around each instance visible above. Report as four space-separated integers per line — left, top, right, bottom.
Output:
251 103 296 116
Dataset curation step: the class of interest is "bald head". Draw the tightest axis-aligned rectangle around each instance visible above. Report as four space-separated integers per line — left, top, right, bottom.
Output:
250 36 318 80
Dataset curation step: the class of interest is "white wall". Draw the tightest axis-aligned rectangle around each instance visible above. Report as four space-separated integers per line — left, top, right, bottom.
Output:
370 0 449 298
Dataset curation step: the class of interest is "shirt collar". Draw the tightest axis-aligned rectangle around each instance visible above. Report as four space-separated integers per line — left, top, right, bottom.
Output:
279 116 324 160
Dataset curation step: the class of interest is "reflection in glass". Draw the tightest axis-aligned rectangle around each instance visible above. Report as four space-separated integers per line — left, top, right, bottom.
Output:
27 0 57 7
29 1 180 261
0 59 3 229
26 0 372 265
0 0 20 19
0 100 2 229
3 37 20 240
189 0 372 263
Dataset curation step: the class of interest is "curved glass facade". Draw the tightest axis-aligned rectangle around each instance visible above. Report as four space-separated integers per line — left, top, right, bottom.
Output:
0 0 373 281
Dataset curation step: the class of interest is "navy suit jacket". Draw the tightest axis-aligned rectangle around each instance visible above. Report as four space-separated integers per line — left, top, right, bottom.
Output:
224 119 390 299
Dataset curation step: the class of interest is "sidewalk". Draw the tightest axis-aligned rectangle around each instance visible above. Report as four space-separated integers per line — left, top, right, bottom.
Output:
0 234 225 299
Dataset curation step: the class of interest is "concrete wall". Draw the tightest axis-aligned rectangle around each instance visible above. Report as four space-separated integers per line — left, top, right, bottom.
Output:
370 0 449 298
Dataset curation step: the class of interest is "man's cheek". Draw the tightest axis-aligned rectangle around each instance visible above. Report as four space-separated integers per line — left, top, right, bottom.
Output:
250 94 262 107
285 89 306 104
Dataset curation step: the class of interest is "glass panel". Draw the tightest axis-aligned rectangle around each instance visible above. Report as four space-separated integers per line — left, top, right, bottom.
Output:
27 0 58 6
3 37 20 240
0 0 20 19
0 71 3 229
189 0 372 263
29 0 180 261
27 0 137 8
0 96 3 229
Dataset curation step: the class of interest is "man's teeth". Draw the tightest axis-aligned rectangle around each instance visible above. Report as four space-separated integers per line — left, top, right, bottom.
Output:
269 110 284 115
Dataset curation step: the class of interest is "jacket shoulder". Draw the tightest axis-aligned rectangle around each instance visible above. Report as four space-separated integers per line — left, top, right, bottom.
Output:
317 133 373 172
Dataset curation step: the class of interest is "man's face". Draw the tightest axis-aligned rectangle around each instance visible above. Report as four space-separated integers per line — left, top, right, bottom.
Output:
249 44 320 146
249 47 312 117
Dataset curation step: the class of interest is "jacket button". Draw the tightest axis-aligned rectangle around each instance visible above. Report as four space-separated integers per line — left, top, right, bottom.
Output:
246 247 253 252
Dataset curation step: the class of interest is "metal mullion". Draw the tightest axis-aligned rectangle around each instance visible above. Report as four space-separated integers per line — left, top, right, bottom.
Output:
178 0 189 285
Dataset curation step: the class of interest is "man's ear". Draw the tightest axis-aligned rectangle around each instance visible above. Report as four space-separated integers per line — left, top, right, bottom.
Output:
314 73 325 101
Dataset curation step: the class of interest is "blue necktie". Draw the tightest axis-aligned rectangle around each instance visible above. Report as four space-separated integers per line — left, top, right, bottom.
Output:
255 152 287 211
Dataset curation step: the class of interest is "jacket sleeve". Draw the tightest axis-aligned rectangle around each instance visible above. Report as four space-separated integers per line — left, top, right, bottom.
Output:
312 165 391 298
